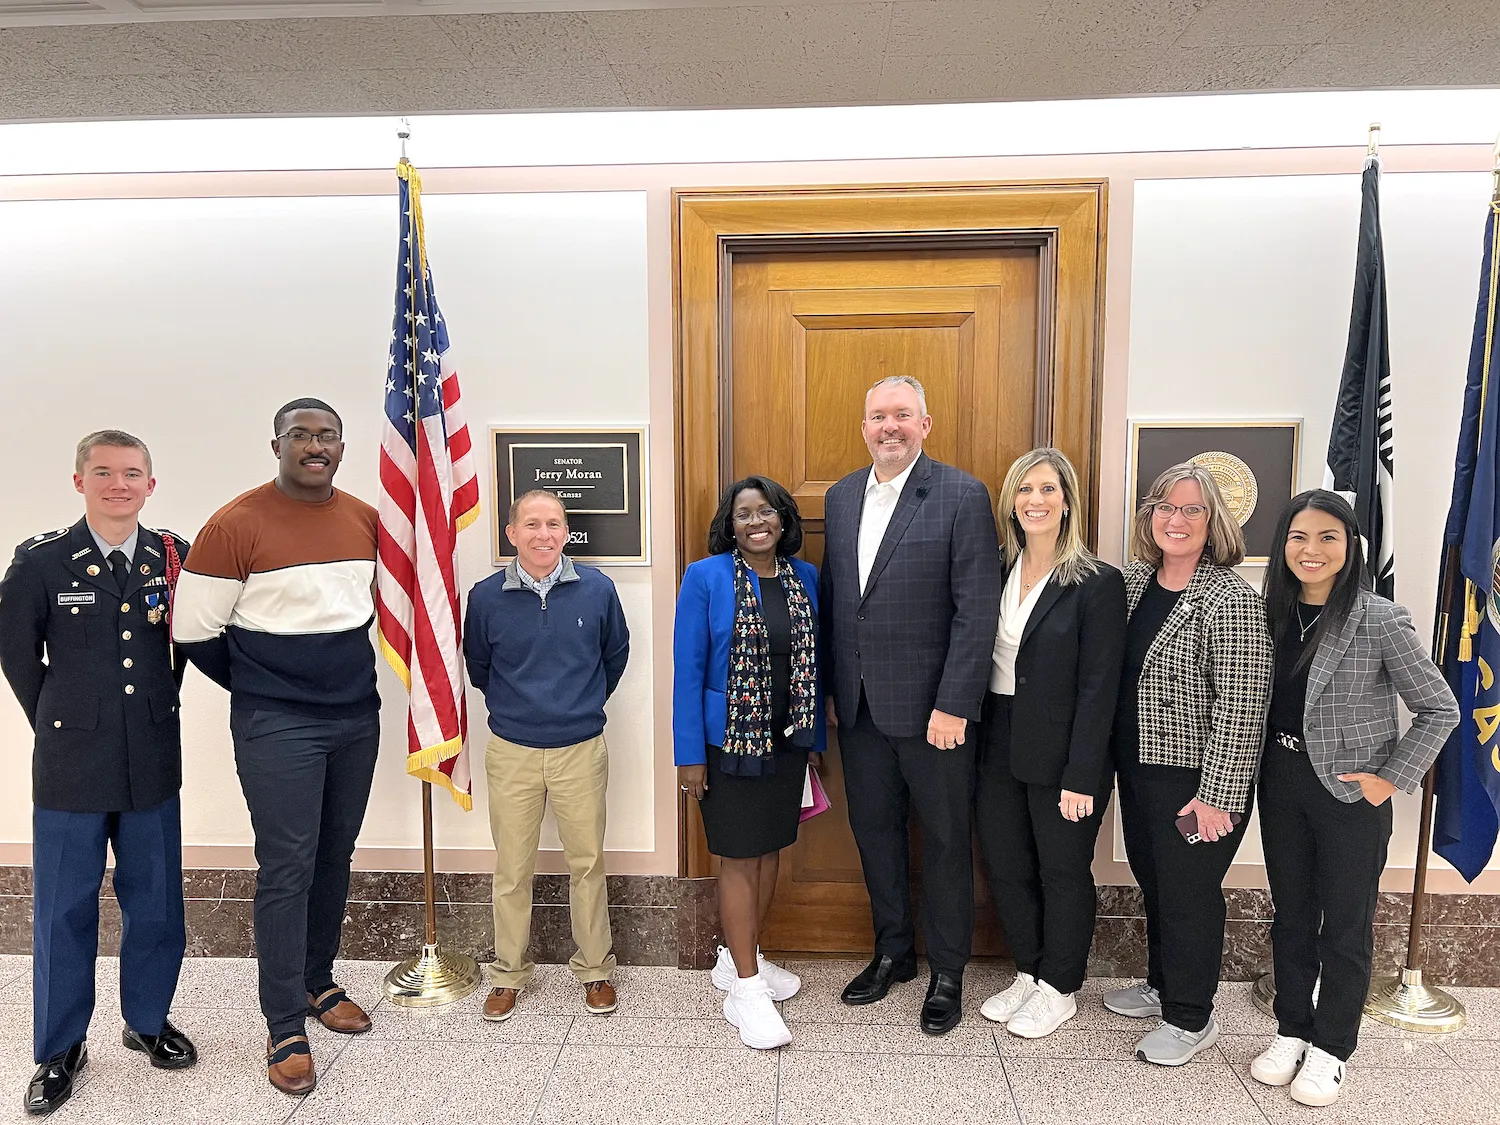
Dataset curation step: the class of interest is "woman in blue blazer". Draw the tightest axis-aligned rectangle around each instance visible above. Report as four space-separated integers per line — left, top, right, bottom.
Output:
673 476 825 1050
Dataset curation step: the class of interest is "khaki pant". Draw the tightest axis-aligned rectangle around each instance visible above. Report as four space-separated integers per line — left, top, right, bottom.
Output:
485 733 615 989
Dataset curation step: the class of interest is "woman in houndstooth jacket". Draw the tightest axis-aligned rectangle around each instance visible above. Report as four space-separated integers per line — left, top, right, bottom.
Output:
1248 490 1457 1108
1102 463 1274 1068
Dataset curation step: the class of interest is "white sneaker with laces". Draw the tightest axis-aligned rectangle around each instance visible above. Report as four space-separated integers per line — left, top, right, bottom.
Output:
711 946 801 1001
1006 979 1077 1039
723 972 792 1050
1250 1035 1308 1087
1289 1046 1345 1107
980 973 1036 1024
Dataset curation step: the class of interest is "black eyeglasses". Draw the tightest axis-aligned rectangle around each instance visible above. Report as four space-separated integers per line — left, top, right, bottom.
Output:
278 430 342 447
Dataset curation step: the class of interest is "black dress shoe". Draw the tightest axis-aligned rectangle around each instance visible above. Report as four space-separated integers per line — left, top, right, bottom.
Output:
920 972 963 1035
123 1020 197 1070
840 952 919 1006
25 1041 86 1115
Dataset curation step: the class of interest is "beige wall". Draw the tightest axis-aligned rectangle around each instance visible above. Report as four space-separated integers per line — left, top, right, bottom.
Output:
2 138 1497 894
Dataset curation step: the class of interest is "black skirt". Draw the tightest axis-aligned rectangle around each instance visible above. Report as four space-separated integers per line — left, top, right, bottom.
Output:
699 739 807 859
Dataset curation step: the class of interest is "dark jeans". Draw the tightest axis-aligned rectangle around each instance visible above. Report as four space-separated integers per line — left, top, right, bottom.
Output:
32 796 185 1062
1117 746 1250 1033
839 690 977 976
231 706 380 1039
1260 741 1392 1061
976 693 1105 995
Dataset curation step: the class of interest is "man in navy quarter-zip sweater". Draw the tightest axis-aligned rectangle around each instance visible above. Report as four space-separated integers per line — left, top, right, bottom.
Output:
464 489 630 1024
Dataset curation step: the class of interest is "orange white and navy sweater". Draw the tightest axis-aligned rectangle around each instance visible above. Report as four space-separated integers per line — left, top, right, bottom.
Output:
172 481 380 717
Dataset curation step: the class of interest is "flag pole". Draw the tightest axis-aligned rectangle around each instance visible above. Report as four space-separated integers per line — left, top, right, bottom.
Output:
380 117 480 1008
1360 132 1500 1034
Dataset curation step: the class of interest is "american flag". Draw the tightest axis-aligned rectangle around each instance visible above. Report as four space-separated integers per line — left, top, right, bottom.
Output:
376 159 480 810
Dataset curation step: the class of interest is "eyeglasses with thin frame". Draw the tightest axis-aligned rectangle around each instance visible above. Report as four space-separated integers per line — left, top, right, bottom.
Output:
732 507 779 525
278 429 342 447
1150 502 1208 521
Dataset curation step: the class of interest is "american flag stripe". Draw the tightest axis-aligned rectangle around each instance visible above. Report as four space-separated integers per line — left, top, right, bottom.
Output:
375 158 477 810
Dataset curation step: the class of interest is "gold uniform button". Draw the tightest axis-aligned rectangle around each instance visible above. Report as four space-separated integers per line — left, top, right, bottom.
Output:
53 721 61 728
121 603 131 613
121 631 132 641
124 685 135 695
122 658 133 669
71 607 79 615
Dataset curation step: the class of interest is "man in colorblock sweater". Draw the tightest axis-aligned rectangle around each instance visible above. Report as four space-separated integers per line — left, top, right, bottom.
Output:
464 489 630 1023
171 398 379 1097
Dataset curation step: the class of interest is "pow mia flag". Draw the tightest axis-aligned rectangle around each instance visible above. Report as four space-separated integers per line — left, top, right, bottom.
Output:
1325 151 1396 598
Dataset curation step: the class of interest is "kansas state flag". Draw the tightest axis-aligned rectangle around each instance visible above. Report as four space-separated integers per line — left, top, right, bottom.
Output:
1434 201 1500 882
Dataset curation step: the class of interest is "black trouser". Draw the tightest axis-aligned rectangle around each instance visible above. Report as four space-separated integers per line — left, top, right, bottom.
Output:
1260 740 1391 1061
1116 744 1250 1033
840 689 977 976
231 705 380 1040
976 693 1105 995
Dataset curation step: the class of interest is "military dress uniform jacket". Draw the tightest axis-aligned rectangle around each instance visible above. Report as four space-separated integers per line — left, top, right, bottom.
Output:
0 519 188 813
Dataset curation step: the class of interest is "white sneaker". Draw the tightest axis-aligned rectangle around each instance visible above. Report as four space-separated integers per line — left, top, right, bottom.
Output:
723 972 792 1050
1006 979 1077 1039
711 946 801 1002
1289 1046 1346 1107
980 973 1036 1024
1250 1035 1308 1087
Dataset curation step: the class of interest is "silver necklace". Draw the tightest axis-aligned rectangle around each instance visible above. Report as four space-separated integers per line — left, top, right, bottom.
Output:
1295 602 1322 642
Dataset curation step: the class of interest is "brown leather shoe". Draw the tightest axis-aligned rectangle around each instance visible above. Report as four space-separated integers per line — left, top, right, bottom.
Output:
584 979 617 1014
482 988 518 1022
307 987 372 1034
265 1035 316 1096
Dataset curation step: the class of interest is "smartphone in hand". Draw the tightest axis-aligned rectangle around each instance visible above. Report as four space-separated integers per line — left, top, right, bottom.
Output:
1175 810 1243 845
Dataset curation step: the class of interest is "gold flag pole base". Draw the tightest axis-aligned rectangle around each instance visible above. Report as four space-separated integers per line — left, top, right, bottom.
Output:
1251 970 1277 1018
1364 968 1467 1034
384 942 481 1008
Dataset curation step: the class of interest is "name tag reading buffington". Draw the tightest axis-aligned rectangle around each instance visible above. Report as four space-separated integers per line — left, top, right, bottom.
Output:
57 592 96 606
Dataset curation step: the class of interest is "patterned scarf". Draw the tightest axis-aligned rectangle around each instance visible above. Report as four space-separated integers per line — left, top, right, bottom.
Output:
722 550 819 776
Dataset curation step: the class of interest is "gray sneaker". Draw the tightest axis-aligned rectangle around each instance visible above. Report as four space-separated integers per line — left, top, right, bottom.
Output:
1135 1017 1220 1066
1102 981 1161 1018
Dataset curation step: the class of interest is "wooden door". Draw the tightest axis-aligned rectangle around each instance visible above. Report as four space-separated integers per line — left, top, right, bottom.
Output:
675 183 1106 959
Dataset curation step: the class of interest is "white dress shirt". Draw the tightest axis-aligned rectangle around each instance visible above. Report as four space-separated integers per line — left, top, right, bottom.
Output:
989 563 1054 695
857 458 919 595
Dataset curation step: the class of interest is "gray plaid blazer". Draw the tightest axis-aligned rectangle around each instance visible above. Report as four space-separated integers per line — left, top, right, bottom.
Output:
820 453 1001 739
1298 590 1459 802
1124 560 1273 813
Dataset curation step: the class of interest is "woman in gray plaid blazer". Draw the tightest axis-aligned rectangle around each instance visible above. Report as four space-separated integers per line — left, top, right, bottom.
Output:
1103 464 1274 1068
1249 491 1457 1107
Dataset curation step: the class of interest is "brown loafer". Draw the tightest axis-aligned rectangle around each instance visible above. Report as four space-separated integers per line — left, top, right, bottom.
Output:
265 1035 316 1096
482 987 518 1022
584 979 617 1014
307 987 372 1034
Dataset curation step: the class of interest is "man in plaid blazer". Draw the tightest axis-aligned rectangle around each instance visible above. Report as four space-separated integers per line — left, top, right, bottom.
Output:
820 376 1001 1035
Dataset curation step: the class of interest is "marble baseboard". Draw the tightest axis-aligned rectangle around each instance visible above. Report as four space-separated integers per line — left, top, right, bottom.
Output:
0 869 1495 985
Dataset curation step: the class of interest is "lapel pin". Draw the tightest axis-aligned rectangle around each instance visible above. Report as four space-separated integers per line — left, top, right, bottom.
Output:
139 564 150 575
86 565 100 576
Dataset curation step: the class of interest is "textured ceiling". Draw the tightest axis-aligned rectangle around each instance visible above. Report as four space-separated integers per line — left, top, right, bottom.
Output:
1 0 1497 122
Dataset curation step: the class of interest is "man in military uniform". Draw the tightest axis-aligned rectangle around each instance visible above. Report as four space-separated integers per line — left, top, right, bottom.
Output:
0 430 197 1115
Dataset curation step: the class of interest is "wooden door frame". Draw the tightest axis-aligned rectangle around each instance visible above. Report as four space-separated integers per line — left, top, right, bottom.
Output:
672 181 1109 878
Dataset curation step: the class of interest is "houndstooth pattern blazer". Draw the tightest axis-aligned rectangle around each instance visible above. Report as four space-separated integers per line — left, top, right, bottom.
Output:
820 453 1001 739
1124 559 1273 813
1300 590 1459 802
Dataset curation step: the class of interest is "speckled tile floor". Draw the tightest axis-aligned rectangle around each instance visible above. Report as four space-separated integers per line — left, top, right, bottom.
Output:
1 957 1494 1124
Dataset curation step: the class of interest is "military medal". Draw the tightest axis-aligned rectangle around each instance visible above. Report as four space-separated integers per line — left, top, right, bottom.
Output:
145 592 165 625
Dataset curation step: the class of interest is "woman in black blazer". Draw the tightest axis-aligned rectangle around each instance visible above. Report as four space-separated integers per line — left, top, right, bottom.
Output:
976 448 1127 1039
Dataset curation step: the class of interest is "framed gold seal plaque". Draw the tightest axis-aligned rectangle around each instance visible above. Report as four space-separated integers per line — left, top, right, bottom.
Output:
1127 420 1301 565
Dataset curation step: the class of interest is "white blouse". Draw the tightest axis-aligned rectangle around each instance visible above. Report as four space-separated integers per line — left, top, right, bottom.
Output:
989 563 1054 695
